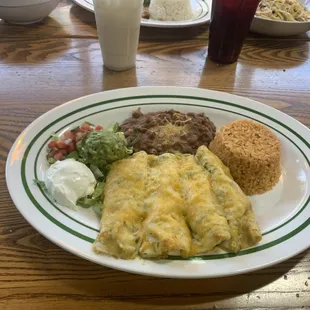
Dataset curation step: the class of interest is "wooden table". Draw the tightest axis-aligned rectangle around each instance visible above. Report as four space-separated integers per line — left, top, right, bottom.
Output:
1 1 310 309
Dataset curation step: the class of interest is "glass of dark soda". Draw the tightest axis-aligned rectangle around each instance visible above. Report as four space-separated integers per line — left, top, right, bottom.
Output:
208 0 260 64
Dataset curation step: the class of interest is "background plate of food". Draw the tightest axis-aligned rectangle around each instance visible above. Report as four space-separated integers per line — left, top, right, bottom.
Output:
72 0 211 28
6 86 310 278
251 0 310 36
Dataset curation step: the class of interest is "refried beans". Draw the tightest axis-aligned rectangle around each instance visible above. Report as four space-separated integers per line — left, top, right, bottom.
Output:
120 108 216 155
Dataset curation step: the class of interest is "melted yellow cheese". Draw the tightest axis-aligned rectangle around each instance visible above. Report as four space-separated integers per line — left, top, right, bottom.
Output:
179 155 231 255
94 147 262 260
93 151 148 259
196 146 262 253
139 154 191 258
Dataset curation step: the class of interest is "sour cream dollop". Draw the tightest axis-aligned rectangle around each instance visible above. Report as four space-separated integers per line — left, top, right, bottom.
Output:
45 159 96 210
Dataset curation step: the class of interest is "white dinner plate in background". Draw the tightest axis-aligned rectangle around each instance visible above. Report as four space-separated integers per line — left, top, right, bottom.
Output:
72 0 211 28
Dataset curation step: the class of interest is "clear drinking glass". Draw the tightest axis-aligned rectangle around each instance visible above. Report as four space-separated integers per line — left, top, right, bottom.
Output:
93 0 144 71
208 0 260 64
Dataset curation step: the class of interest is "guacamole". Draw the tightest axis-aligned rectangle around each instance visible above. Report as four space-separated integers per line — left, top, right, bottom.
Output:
77 129 133 170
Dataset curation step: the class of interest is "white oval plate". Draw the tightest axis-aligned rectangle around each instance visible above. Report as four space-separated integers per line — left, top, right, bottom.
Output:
6 87 310 278
72 0 211 28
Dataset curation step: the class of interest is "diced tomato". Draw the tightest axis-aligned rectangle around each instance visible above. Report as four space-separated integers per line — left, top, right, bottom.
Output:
75 132 84 142
64 138 72 145
48 141 57 148
71 127 81 133
81 123 91 132
63 131 71 139
59 149 68 156
95 125 103 131
67 142 76 153
47 122 105 161
56 141 67 149
48 149 58 157
54 152 64 161
63 130 75 141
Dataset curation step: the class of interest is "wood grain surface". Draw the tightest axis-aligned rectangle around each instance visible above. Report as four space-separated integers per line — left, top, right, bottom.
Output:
0 1 310 309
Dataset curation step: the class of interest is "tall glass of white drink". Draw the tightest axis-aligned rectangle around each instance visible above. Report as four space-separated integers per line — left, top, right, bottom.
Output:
93 0 143 71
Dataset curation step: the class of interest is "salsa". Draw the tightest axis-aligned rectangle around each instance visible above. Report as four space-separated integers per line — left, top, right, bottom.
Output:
47 123 103 163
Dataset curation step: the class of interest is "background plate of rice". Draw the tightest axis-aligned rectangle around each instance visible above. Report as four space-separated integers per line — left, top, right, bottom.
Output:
6 86 310 278
72 0 211 28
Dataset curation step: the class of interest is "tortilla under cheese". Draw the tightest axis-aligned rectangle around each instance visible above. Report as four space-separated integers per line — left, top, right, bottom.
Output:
139 154 192 258
93 147 262 259
179 155 231 255
93 151 149 259
196 146 262 253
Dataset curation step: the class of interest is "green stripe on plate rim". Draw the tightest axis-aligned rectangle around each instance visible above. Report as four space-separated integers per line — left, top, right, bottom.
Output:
185 0 209 22
21 94 310 261
197 0 209 19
